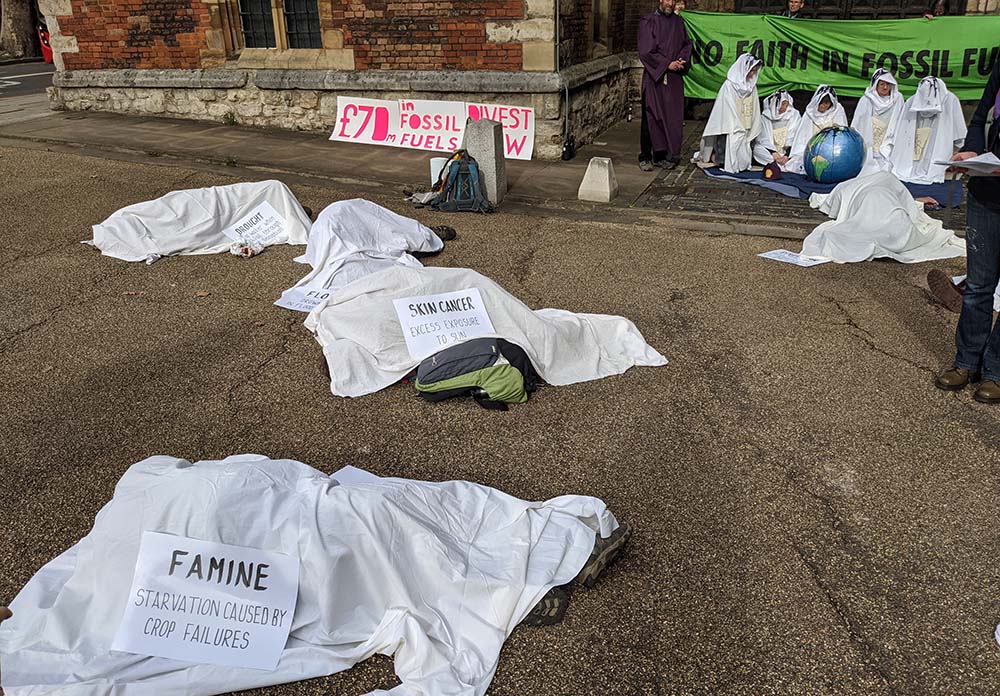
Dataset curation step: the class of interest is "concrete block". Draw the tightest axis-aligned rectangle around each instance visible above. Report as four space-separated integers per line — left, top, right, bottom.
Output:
577 157 618 203
464 119 507 206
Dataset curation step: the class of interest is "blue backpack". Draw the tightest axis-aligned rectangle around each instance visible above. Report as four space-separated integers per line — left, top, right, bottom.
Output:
431 150 494 214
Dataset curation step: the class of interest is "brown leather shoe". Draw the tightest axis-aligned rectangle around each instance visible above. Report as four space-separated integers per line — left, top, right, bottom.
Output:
927 269 964 314
973 380 1000 403
935 367 980 391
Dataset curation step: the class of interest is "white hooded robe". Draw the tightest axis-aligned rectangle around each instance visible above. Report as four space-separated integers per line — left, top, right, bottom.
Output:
698 53 764 173
786 85 849 175
851 69 905 173
889 76 967 184
753 90 802 165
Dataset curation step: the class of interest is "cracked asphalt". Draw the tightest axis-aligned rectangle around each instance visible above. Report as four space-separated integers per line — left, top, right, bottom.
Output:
1 145 999 696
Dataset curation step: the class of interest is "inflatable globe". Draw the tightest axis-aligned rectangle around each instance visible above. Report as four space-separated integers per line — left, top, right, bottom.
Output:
804 126 867 184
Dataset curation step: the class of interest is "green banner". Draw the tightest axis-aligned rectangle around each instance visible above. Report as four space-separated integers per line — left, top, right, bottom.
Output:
679 12 1000 100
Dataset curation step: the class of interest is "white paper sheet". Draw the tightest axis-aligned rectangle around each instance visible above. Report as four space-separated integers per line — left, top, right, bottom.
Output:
933 153 1000 175
111 531 298 671
758 249 830 267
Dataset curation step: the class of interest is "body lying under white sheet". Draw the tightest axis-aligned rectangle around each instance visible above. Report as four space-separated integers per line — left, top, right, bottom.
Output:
304 265 668 397
0 454 617 696
276 199 444 311
801 171 965 264
87 180 312 264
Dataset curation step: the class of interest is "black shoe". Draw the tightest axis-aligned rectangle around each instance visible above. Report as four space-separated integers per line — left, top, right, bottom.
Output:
522 586 569 627
303 206 314 221
432 225 456 241
575 522 632 588
639 160 655 172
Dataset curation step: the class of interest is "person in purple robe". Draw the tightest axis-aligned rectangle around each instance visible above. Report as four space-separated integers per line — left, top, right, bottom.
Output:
638 0 693 171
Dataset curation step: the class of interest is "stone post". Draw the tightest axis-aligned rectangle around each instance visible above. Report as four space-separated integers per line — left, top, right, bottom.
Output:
464 118 508 206
578 157 619 202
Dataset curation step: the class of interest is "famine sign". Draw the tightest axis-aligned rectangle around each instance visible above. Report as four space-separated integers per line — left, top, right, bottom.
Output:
111 531 299 670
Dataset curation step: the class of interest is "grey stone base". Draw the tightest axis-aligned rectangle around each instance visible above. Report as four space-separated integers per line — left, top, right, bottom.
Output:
49 56 641 160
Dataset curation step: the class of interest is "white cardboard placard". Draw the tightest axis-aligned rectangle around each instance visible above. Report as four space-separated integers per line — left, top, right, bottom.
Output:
392 288 495 360
111 531 299 671
222 201 287 247
273 287 333 313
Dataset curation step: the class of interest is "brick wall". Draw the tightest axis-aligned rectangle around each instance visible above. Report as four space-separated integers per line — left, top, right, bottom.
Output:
333 0 523 70
53 0 526 71
559 0 592 67
58 0 212 69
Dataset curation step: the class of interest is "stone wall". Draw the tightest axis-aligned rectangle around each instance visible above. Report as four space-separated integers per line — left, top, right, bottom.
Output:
48 62 631 159
565 54 633 145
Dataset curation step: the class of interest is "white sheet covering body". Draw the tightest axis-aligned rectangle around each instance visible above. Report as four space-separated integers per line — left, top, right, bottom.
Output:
278 200 444 308
87 180 312 263
753 90 802 165
850 69 905 173
698 54 764 173
0 454 617 696
801 171 966 263
889 77 967 184
786 86 850 175
305 266 667 397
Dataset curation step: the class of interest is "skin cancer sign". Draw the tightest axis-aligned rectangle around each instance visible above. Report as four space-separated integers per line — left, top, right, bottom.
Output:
331 96 535 160
111 531 299 670
392 288 496 360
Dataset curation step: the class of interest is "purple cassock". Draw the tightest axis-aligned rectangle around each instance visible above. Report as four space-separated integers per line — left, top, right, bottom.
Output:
638 10 693 156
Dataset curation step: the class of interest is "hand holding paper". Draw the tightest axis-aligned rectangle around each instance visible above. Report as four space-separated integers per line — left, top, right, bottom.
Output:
940 152 1000 176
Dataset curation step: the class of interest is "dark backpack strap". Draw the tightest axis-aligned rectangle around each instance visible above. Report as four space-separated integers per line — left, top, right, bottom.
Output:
496 339 542 392
472 391 509 411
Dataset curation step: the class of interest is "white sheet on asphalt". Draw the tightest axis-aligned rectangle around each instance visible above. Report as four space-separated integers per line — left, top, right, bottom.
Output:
0 454 617 696
87 180 312 263
801 171 966 264
304 265 668 397
275 199 444 312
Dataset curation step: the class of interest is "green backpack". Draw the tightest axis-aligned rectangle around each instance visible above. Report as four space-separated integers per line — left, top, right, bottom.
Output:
414 338 541 410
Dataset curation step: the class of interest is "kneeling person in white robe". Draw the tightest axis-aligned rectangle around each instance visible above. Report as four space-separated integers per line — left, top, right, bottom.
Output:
801 171 965 264
785 85 849 175
753 89 801 167
851 68 905 173
698 53 764 173
889 76 967 184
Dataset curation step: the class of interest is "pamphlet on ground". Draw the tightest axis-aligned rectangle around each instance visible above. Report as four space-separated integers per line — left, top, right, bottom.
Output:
758 249 830 267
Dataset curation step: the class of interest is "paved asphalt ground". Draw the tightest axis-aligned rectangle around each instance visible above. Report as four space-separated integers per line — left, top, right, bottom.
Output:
1 144 999 696
0 63 53 98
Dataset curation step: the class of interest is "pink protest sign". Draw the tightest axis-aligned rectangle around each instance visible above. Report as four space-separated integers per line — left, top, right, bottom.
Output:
330 97 400 147
330 96 535 160
397 99 467 153
466 103 535 160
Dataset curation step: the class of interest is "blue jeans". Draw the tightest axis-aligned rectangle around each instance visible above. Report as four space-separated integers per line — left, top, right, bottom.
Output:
955 196 1000 381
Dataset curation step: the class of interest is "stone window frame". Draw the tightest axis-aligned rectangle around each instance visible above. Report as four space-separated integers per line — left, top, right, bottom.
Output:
590 0 611 58
219 0 328 55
